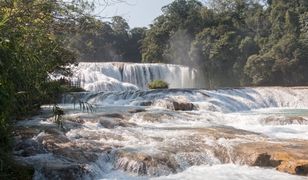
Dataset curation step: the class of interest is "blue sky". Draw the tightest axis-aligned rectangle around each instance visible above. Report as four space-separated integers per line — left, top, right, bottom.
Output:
95 0 174 28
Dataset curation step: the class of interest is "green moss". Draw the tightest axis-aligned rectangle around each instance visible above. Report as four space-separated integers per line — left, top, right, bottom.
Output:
148 80 169 89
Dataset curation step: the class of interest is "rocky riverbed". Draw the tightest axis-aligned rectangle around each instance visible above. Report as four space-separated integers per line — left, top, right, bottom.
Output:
13 87 308 179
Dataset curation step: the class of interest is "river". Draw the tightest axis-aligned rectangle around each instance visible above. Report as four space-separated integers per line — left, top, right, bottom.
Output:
15 63 308 179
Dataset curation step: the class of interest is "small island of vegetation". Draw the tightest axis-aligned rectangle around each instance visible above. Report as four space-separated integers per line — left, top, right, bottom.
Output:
148 80 169 89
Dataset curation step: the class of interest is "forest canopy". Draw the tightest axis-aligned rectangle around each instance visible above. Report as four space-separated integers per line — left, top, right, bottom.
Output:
69 0 308 88
141 0 308 88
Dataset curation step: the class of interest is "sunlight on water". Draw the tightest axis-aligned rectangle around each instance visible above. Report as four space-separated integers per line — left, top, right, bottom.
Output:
16 87 308 179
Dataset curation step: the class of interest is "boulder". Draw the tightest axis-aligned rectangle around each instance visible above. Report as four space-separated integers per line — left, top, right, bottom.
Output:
233 141 308 176
153 96 196 111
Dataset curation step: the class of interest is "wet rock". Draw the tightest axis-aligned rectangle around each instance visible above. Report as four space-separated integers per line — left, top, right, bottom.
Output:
138 101 153 106
173 101 196 111
40 163 89 180
188 127 308 176
72 112 133 122
128 108 146 113
157 126 266 165
62 121 83 131
99 118 136 128
98 113 136 128
13 105 308 179
233 141 308 176
295 164 308 176
32 130 111 163
153 96 196 111
13 114 121 179
115 150 179 176
142 112 174 123
62 116 85 130
52 143 99 163
261 116 308 125
253 153 282 167
99 118 120 128
102 113 125 119
153 99 174 110
36 131 70 145
14 139 47 157
13 127 41 140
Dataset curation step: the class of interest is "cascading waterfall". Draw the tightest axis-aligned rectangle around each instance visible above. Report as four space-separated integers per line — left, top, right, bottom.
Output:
17 67 308 180
69 62 200 92
62 87 308 112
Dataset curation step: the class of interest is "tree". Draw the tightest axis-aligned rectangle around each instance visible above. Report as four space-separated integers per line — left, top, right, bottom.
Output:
142 0 203 63
126 27 147 61
244 54 276 85
142 0 308 87
66 15 145 62
0 0 98 178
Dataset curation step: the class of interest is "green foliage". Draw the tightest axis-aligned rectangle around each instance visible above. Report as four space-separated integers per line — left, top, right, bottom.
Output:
66 16 146 62
61 85 86 93
0 0 94 178
148 80 169 89
244 54 276 85
141 0 308 88
142 0 203 63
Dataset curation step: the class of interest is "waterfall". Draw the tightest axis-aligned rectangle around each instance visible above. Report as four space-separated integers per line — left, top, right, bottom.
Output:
70 62 199 92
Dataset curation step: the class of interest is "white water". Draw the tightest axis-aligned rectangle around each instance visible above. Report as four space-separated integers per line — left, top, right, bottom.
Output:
96 164 307 180
68 87 308 179
223 108 308 140
154 164 307 180
65 62 199 92
65 87 308 111
21 63 308 180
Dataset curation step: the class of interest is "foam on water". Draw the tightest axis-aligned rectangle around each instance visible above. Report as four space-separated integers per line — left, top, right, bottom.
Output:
63 87 308 112
20 86 308 179
223 108 308 140
153 164 307 180
91 162 308 180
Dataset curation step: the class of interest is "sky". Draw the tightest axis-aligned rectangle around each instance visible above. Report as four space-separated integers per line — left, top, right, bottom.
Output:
95 0 174 28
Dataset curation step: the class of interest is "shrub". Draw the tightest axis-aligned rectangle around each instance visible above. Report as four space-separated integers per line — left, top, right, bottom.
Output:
148 80 169 89
52 105 65 129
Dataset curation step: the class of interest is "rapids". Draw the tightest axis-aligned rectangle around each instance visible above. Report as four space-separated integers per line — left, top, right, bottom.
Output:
14 86 308 179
